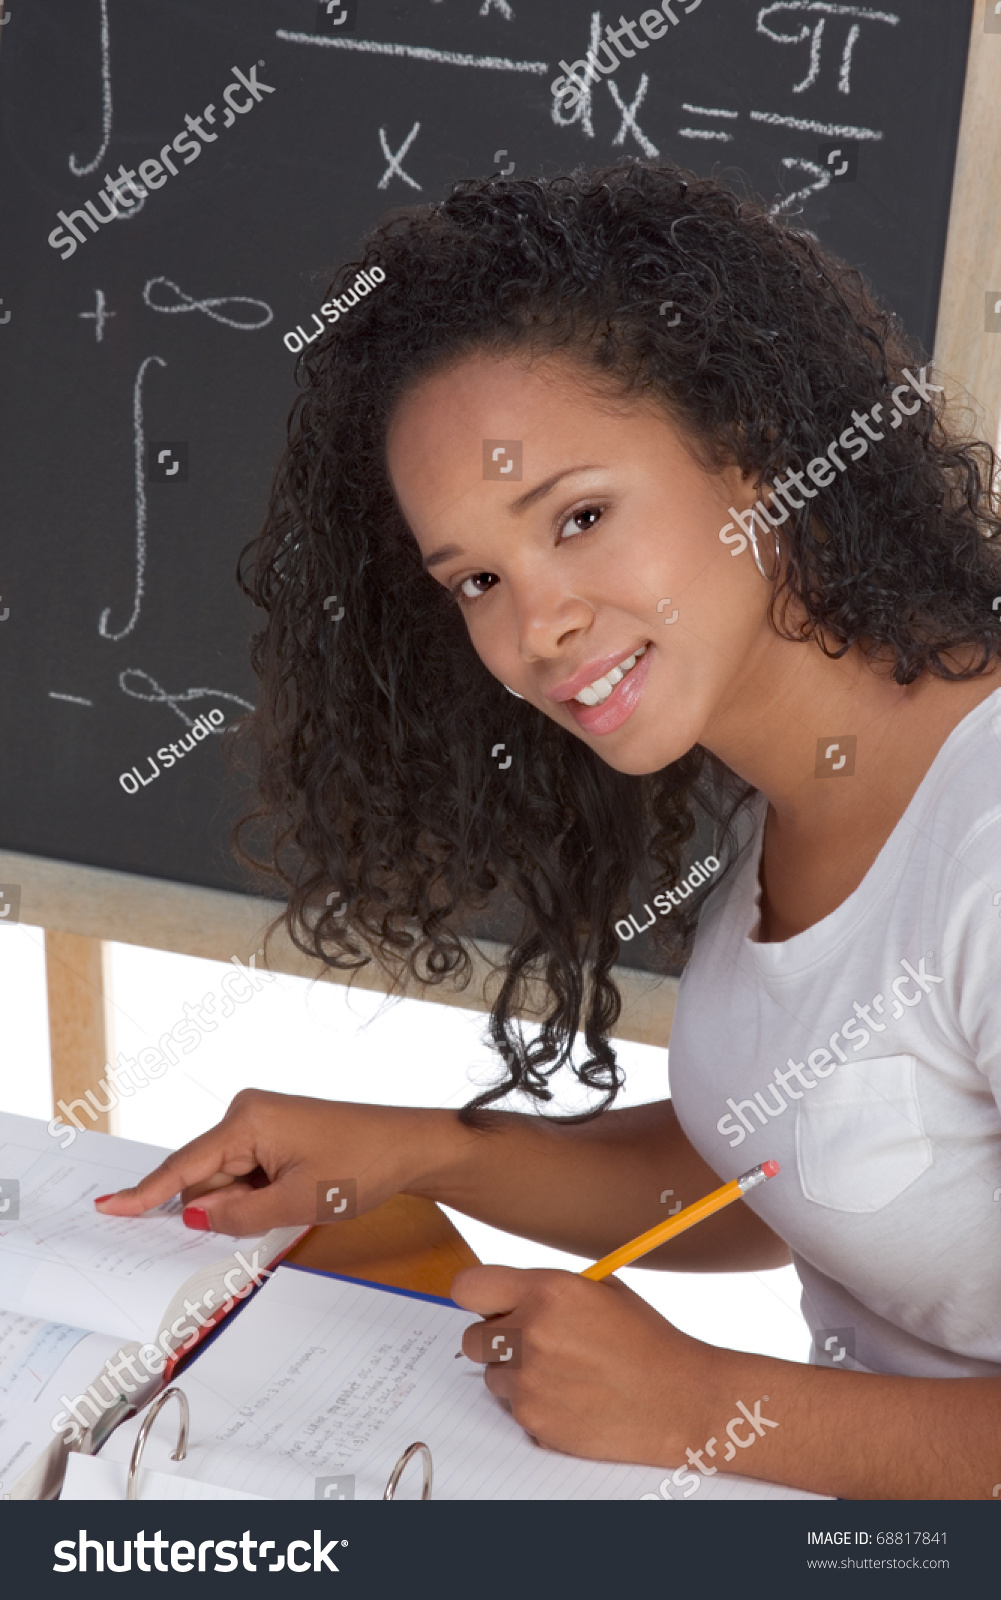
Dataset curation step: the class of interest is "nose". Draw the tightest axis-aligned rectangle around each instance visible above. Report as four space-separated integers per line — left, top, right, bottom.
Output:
511 579 593 668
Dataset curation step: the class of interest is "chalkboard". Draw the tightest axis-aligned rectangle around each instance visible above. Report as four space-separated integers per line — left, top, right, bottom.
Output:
0 0 976 974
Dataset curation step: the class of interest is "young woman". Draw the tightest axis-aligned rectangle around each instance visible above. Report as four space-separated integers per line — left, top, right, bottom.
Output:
97 163 1001 1498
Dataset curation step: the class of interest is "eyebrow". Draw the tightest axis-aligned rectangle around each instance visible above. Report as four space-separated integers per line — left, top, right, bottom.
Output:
421 465 605 570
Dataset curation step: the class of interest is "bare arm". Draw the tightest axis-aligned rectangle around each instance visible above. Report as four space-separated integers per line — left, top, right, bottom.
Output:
95 1089 789 1271
413 1098 790 1271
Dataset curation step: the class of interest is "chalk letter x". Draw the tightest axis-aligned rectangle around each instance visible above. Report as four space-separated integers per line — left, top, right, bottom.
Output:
378 122 422 191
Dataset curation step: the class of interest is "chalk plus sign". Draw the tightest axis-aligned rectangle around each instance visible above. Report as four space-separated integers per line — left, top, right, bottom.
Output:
79 288 116 342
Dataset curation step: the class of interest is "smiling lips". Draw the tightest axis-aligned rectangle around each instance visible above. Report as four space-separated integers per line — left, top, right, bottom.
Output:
573 643 649 706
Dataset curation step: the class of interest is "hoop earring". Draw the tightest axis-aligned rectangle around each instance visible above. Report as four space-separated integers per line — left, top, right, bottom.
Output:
746 516 782 583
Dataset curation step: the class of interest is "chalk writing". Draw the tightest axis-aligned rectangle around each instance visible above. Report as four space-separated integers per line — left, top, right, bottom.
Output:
608 74 657 158
98 355 166 642
118 669 254 727
749 108 882 139
143 276 274 332
378 123 422 190
550 11 600 136
679 103 737 140
78 288 115 342
275 30 547 75
768 156 831 218
756 4 900 97
69 0 112 176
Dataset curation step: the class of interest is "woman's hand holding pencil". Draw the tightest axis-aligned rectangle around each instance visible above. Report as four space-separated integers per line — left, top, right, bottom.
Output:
452 1162 780 1466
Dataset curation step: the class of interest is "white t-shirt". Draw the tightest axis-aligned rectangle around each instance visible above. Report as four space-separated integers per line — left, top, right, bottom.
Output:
668 686 1001 1379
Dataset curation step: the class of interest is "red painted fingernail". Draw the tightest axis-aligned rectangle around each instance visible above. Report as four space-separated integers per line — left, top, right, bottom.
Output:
94 1194 114 1205
182 1206 211 1231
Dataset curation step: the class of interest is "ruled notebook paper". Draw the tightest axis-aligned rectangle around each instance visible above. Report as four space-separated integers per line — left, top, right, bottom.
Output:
97 1265 827 1501
0 1112 289 1342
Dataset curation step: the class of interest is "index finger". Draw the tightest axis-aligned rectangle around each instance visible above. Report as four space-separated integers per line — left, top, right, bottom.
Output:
93 1129 260 1216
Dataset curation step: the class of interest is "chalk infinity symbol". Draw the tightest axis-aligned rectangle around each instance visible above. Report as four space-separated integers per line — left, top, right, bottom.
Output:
118 668 254 728
143 276 274 331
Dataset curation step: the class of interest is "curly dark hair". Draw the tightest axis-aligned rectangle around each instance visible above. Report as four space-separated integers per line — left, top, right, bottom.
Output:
232 159 1001 1121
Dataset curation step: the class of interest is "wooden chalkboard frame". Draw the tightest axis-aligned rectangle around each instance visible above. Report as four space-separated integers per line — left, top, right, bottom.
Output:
7 1 1001 1117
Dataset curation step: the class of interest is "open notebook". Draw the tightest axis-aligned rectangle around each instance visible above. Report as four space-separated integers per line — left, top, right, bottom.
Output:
65 1264 828 1501
0 1112 305 1499
1 1113 826 1502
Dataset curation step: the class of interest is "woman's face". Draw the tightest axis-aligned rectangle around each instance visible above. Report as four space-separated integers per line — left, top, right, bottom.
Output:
387 349 776 776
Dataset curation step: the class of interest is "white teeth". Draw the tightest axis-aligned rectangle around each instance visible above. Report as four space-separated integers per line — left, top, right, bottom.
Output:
573 644 647 706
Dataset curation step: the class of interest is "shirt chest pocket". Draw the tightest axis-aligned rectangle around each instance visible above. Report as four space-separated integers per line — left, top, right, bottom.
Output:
794 1053 934 1212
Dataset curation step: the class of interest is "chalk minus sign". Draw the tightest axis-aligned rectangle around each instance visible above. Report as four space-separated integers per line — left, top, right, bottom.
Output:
49 692 94 706
275 32 549 75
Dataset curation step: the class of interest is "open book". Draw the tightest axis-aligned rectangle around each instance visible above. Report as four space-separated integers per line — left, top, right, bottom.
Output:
0 1112 305 1499
1 1113 826 1501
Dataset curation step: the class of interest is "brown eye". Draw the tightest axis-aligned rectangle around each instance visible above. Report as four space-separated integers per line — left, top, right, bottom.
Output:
563 506 603 538
458 571 498 601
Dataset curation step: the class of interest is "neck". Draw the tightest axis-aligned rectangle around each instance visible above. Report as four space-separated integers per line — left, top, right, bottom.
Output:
702 622 1001 849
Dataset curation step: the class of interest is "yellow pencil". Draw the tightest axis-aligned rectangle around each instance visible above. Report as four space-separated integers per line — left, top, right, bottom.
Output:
581 1160 780 1281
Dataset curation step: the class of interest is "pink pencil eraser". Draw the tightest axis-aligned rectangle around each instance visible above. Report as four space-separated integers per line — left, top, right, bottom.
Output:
761 1159 780 1178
